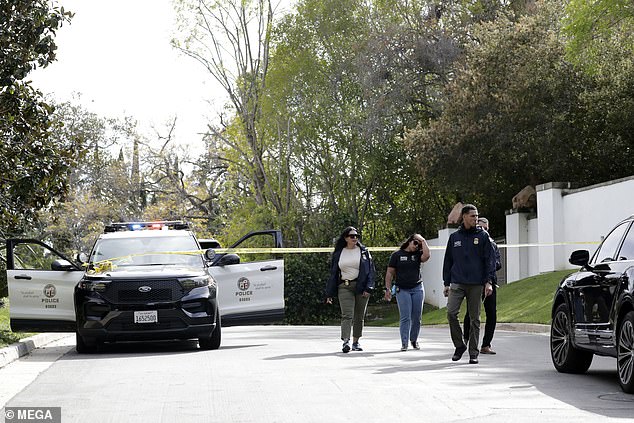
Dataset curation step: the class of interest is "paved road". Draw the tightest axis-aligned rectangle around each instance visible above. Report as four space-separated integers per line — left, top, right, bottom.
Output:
1 326 633 422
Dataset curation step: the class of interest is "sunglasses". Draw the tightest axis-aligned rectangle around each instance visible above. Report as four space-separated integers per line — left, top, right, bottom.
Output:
347 234 359 239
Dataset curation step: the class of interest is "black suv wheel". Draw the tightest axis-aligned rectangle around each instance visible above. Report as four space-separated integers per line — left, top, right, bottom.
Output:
618 311 634 393
550 303 593 373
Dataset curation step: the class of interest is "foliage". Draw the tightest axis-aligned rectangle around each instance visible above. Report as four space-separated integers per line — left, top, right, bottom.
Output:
173 0 282 222
283 249 392 324
0 259 6 298
0 1 81 234
563 0 634 75
404 1 596 231
35 103 143 255
562 0 634 178
33 102 232 254
0 297 34 347
283 253 338 324
260 0 460 246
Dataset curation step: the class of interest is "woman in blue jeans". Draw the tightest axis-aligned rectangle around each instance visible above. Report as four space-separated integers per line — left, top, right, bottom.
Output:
384 234 431 351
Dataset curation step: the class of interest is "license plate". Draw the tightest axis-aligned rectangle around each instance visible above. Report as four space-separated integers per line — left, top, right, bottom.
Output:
134 310 158 324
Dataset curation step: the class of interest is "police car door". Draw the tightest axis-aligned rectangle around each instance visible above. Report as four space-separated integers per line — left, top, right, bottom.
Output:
5 239 83 332
208 231 284 326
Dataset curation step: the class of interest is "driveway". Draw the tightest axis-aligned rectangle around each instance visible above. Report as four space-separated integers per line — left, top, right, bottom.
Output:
1 325 633 422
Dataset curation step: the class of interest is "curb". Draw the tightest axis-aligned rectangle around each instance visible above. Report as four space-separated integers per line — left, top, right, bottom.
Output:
0 333 71 369
496 323 550 333
424 323 550 333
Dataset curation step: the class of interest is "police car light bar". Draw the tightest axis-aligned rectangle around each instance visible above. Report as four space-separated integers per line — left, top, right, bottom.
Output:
104 221 190 233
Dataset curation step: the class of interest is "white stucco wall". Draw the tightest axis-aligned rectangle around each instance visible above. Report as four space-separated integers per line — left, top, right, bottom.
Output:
527 216 540 277
505 175 634 283
422 175 634 304
421 228 456 308
561 176 634 263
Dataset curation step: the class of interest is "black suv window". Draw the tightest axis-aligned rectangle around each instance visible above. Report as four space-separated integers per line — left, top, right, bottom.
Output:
617 222 634 261
592 222 630 264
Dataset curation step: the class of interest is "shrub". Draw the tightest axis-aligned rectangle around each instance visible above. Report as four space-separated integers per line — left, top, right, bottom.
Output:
283 250 393 324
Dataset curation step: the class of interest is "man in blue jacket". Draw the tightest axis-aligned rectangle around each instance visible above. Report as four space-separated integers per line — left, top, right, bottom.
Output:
463 217 502 355
442 204 496 364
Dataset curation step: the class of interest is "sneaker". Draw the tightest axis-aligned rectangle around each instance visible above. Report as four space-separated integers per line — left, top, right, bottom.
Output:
469 356 479 364
451 345 467 361
351 342 363 351
342 340 350 353
400 344 408 351
480 346 496 355
411 341 420 350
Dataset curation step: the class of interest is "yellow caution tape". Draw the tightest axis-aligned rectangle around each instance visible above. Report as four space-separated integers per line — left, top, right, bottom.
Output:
494 241 600 249
210 241 601 254
85 240 602 266
86 260 116 274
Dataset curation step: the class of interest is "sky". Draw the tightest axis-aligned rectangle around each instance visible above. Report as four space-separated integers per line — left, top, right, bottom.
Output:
31 0 223 154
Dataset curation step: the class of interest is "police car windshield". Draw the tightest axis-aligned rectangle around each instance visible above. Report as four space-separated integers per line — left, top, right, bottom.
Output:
91 235 202 267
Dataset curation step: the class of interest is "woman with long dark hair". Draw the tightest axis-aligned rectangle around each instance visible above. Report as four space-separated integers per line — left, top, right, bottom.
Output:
384 234 431 351
325 226 376 353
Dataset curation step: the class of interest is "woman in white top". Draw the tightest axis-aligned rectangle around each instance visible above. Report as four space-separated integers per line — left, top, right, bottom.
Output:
326 227 376 353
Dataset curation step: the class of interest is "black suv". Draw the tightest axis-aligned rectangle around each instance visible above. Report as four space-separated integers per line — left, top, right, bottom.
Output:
550 214 634 393
6 222 285 353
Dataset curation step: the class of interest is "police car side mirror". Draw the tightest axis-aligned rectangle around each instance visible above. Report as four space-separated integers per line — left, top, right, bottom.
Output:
51 259 75 271
76 252 89 264
216 253 240 266
204 248 216 261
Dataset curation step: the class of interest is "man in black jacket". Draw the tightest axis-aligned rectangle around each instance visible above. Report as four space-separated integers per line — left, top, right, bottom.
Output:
442 204 496 364
463 217 502 355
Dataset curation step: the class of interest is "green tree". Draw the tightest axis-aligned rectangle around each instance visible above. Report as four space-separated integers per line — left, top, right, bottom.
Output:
562 0 634 177
405 1 591 230
563 0 634 75
36 104 232 253
173 0 282 210
262 0 460 245
0 0 79 234
139 118 229 236
36 102 142 254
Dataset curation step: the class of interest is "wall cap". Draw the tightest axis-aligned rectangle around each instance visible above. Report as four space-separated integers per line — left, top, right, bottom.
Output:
536 181 577 192
562 174 634 196
505 208 536 217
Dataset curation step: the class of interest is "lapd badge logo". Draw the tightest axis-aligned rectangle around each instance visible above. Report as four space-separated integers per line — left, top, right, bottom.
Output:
43 284 56 298
237 277 250 291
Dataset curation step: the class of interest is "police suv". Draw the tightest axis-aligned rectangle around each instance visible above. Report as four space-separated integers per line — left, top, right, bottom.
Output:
5 221 284 353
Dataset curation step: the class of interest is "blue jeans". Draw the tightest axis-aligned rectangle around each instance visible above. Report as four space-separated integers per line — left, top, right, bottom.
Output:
395 284 424 346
